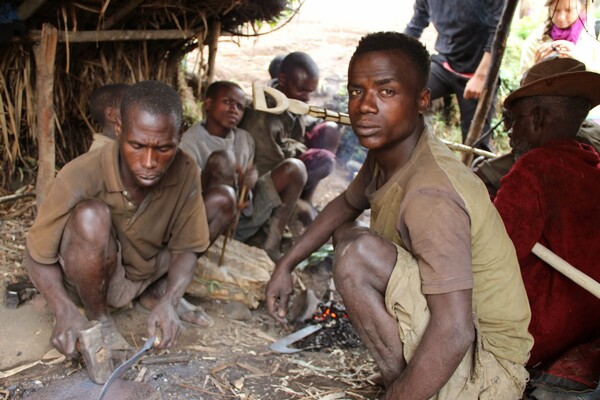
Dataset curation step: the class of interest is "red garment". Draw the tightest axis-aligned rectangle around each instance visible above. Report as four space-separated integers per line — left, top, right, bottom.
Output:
494 139 600 367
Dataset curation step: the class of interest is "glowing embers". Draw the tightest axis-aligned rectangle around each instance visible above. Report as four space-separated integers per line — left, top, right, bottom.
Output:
297 301 361 351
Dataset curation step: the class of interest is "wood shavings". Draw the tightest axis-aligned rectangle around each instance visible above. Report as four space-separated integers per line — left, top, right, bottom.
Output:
287 358 337 374
133 366 147 382
236 362 265 375
185 344 218 353
175 381 238 398
247 328 277 343
231 376 244 390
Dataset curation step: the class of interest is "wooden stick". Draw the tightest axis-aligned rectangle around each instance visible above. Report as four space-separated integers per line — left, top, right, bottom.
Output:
218 160 254 266
218 183 249 267
441 139 497 159
17 29 205 43
0 192 36 205
461 0 518 165
531 243 600 300
206 20 222 87
33 23 58 206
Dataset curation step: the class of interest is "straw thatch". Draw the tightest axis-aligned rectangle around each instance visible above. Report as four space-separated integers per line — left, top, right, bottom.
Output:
0 0 293 192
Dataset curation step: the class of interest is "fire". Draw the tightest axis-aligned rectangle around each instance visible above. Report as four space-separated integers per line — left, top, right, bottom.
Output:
311 302 348 322
299 300 362 350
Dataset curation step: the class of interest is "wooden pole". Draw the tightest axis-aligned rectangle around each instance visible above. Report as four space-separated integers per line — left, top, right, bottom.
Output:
33 23 58 206
461 0 519 165
206 20 222 87
19 29 204 43
532 243 600 300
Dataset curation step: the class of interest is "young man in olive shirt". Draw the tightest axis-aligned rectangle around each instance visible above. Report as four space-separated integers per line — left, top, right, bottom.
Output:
266 32 532 399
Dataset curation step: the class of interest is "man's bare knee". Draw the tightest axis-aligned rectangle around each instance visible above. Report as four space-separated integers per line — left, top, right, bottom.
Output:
272 158 307 189
61 200 117 277
65 200 112 245
333 228 396 293
203 150 236 189
205 184 236 219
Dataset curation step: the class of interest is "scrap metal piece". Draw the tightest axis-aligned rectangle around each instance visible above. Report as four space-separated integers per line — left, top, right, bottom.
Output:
269 324 323 354
98 335 155 400
4 281 38 309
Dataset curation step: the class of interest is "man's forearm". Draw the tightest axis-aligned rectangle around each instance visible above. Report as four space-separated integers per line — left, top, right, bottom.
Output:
25 249 79 316
162 252 200 306
473 51 491 79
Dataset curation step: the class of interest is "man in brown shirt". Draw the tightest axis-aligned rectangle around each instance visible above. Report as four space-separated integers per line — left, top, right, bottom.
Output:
25 81 211 364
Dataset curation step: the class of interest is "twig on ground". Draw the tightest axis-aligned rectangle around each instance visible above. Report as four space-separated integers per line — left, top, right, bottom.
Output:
175 381 238 398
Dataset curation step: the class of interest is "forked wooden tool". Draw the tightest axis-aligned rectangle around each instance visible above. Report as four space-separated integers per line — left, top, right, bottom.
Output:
253 82 351 125
252 82 497 159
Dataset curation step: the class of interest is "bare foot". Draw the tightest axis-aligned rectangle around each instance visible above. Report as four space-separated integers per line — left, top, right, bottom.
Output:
137 296 214 328
177 298 214 328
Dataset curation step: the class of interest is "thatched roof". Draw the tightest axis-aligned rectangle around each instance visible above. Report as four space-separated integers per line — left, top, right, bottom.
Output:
16 0 287 35
0 0 292 192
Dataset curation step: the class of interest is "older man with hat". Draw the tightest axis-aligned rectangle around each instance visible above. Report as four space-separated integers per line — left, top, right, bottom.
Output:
474 57 600 196
493 57 600 392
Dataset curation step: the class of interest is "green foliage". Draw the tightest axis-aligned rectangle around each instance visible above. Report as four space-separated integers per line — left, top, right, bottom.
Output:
499 15 539 101
430 112 462 143
195 278 221 293
297 244 334 270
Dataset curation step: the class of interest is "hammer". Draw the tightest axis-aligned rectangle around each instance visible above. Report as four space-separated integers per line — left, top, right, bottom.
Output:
77 321 114 384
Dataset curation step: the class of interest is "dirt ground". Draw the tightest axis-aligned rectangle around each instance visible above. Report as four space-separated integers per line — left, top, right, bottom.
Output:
0 168 382 400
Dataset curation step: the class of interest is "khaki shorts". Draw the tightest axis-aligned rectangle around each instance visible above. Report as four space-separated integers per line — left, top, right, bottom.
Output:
235 172 281 242
385 244 529 400
59 244 171 309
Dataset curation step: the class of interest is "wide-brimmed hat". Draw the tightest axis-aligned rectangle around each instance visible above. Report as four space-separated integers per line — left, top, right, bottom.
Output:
503 57 600 110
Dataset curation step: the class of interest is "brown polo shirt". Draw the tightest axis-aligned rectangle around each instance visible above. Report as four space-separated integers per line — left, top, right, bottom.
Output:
27 141 209 281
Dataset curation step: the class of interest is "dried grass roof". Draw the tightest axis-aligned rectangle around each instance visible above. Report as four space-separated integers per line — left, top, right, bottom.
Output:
18 0 288 33
0 0 292 192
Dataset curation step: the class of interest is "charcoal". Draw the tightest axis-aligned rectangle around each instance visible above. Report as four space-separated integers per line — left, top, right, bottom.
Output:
295 301 362 351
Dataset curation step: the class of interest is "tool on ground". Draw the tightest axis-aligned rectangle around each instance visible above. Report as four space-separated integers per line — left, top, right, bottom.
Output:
98 335 156 400
4 281 38 309
269 324 323 353
218 162 251 267
532 242 600 300
252 82 498 159
78 321 114 385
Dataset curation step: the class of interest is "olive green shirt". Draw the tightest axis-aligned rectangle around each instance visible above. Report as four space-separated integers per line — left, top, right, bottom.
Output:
345 127 533 365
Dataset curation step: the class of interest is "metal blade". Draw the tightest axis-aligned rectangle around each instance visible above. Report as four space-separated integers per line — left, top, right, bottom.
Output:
98 335 155 400
270 324 322 353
